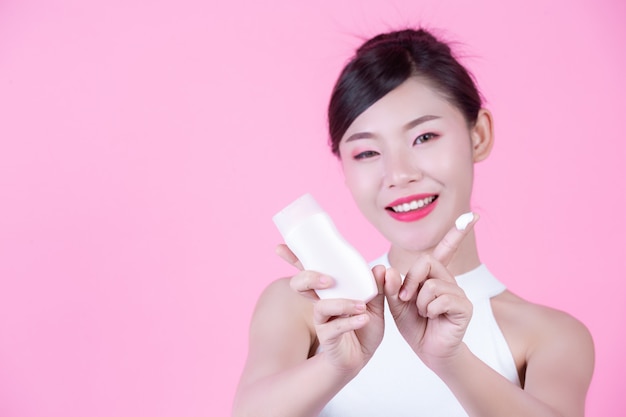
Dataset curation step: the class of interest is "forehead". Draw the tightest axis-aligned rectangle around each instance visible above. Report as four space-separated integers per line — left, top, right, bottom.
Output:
341 77 465 140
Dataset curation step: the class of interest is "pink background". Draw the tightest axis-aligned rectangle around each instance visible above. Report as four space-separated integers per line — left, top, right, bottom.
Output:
1 0 625 416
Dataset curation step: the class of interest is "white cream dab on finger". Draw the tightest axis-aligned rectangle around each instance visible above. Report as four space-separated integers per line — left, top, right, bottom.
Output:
455 212 475 231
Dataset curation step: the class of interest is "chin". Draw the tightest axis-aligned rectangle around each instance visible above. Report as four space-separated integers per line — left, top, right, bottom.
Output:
381 224 444 254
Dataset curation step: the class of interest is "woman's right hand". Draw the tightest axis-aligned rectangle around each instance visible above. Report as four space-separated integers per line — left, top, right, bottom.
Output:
276 244 386 376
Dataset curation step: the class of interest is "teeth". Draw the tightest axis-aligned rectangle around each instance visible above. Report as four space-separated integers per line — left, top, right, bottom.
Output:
392 196 435 213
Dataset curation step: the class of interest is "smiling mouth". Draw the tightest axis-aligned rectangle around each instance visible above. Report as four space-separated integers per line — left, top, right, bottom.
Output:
387 195 438 213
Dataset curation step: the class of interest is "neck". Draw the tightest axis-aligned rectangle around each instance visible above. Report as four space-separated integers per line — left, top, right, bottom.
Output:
387 230 481 277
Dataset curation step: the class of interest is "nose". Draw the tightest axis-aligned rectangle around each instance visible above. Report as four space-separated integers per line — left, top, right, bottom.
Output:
383 149 422 188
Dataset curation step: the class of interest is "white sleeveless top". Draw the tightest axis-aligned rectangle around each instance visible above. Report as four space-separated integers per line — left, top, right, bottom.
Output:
319 254 520 417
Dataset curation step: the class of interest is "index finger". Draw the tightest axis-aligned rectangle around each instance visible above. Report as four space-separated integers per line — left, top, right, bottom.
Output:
275 243 304 270
432 212 479 266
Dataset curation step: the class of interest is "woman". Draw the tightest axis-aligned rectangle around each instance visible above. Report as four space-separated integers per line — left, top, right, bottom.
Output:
232 28 594 417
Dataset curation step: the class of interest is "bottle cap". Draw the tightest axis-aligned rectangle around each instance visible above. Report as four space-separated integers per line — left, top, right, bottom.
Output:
273 193 324 237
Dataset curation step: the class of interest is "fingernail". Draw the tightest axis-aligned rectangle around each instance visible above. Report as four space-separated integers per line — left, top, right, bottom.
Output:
455 212 474 231
319 276 329 286
399 289 408 301
355 303 366 312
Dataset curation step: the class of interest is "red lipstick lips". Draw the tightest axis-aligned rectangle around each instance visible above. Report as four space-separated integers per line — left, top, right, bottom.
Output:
386 194 438 222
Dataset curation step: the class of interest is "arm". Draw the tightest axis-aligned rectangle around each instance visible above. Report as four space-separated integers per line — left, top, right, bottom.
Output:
232 278 352 417
385 215 594 416
233 263 386 417
431 308 594 417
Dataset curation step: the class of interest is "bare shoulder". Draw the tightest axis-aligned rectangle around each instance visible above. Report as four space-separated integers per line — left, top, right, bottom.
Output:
237 277 316 389
492 290 594 393
250 277 315 342
254 277 307 311
492 290 593 349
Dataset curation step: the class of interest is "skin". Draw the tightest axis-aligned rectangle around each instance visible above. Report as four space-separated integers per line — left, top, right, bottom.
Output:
232 77 594 417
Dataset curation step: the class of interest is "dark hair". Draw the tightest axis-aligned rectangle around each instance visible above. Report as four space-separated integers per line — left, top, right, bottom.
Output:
328 28 483 156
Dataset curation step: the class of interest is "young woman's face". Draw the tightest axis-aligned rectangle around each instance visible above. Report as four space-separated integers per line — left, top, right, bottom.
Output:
339 77 478 252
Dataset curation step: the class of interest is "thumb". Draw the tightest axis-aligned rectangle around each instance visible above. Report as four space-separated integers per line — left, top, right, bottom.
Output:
383 267 405 311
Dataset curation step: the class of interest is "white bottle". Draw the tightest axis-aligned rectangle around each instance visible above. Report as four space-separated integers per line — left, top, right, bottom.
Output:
273 194 378 302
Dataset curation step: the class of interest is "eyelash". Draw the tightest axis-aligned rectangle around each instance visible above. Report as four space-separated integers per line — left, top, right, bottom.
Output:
414 132 439 144
353 150 379 160
352 132 439 160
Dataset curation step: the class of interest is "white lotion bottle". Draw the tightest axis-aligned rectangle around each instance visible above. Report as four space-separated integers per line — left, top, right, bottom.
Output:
273 194 378 303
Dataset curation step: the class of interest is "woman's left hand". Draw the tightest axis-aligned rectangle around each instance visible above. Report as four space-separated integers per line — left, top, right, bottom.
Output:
384 215 478 368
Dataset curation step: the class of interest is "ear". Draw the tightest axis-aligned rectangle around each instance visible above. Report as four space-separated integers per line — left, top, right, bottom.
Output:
470 108 494 163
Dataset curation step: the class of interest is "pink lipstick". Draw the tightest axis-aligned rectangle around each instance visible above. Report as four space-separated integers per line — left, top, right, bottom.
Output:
386 194 438 222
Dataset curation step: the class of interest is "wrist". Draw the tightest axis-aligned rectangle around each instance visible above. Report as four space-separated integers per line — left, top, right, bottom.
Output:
315 351 363 383
423 343 472 377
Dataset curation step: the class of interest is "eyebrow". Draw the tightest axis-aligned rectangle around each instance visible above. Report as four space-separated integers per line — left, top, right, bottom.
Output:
344 114 441 143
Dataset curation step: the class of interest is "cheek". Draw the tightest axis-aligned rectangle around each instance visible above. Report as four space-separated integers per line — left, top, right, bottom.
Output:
441 152 475 206
344 170 368 199
342 165 378 205
434 136 474 182
438 155 469 182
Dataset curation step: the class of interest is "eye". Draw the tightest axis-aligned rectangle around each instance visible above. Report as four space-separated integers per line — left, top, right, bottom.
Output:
353 150 380 160
413 132 439 145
